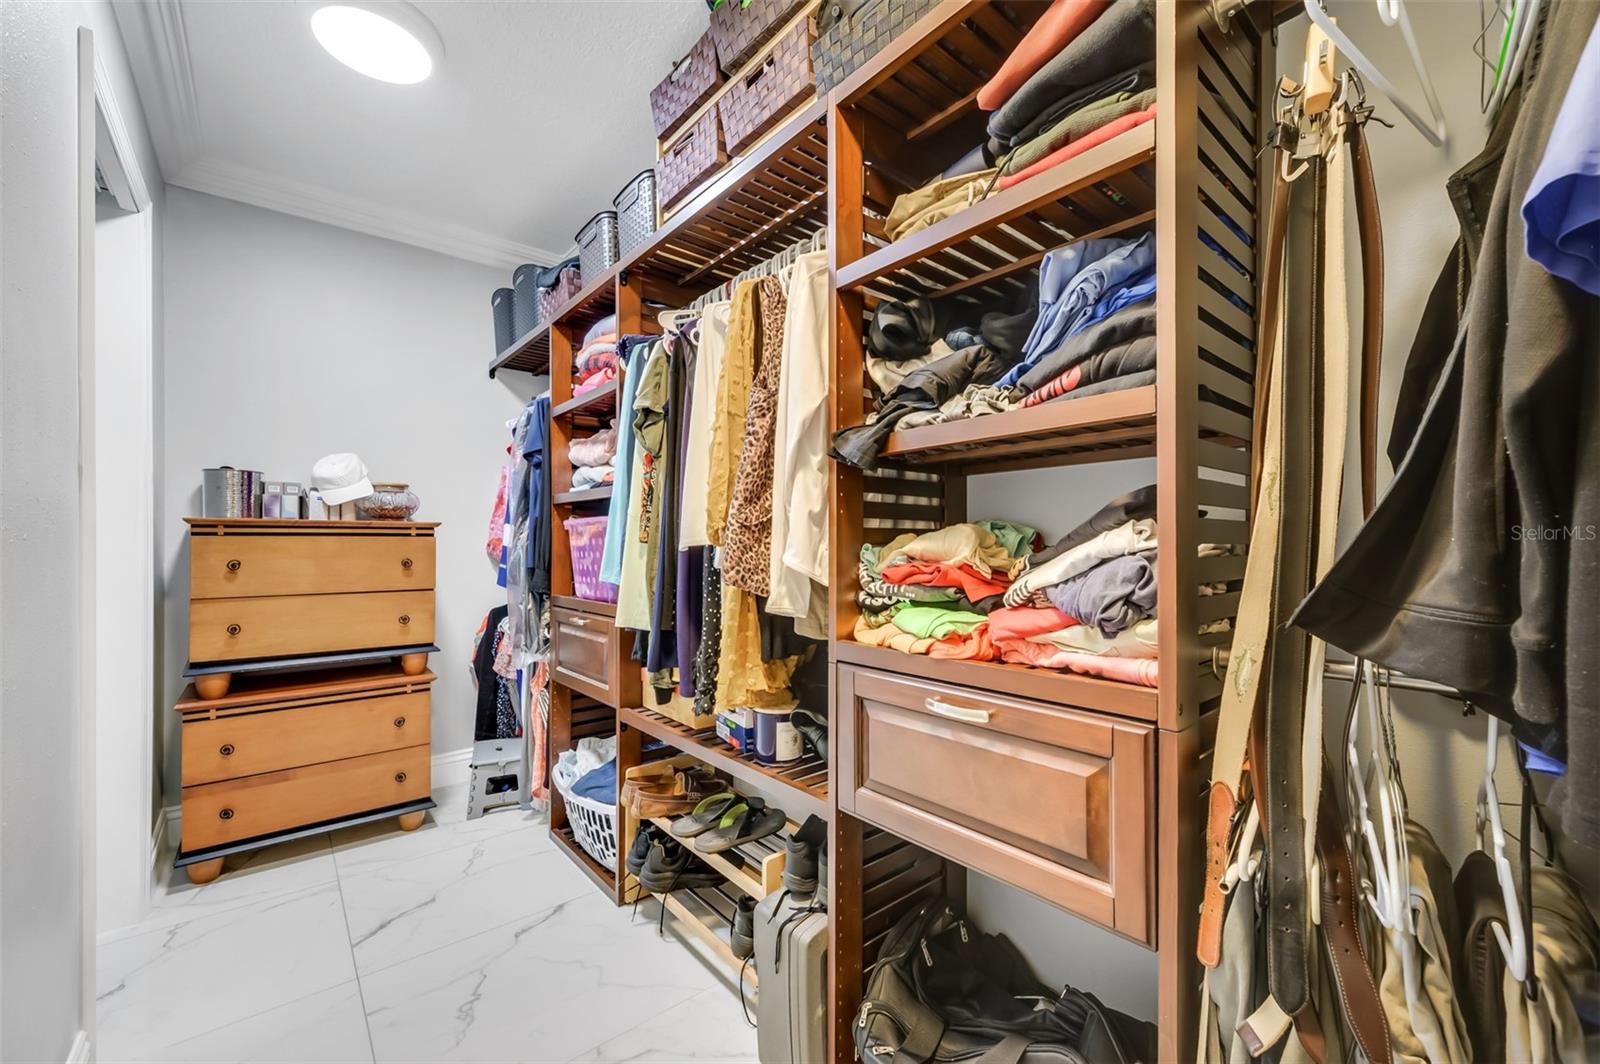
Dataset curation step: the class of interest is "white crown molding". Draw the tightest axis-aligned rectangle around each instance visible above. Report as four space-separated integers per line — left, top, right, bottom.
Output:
173 159 559 269
112 0 203 173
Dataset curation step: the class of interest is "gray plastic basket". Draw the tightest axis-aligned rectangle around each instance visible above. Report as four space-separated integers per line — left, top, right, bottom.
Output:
574 210 620 283
511 264 542 339
612 171 658 259
491 287 515 355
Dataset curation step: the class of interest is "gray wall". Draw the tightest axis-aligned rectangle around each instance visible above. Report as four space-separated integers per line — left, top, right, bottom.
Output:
158 186 538 803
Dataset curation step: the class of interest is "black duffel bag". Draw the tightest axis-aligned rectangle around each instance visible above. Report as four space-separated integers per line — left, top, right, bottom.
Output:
854 898 1157 1064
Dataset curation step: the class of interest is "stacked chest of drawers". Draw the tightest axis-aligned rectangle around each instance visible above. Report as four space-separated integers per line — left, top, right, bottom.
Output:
176 518 441 883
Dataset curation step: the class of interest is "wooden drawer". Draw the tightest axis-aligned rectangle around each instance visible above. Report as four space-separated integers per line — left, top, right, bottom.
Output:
181 690 430 786
835 664 1154 943
191 534 435 599
181 745 429 852
550 604 638 707
189 590 434 663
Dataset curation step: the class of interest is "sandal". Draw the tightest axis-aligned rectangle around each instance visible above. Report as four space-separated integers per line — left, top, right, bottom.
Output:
693 796 786 854
670 792 741 838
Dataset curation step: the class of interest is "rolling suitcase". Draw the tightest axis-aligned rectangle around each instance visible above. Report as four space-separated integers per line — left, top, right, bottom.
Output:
754 889 828 1063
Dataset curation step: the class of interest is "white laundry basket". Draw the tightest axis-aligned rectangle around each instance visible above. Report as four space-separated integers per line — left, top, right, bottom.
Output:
552 759 619 869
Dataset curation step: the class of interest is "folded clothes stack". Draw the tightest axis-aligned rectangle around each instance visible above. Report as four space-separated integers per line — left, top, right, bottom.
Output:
573 314 619 396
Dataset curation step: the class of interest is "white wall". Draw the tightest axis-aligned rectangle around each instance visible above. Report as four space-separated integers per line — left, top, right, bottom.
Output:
158 186 537 808
3 0 162 1056
956 0 1595 1020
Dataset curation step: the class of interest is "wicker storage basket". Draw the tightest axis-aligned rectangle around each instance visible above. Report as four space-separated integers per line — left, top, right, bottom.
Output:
718 15 816 157
710 0 809 74
574 210 620 283
511 264 542 338
612 170 658 259
812 0 940 94
656 107 728 210
650 30 725 140
536 264 583 324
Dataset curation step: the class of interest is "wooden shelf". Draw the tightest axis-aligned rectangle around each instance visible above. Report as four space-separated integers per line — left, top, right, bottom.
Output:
837 122 1157 300
619 705 830 823
551 823 618 898
647 816 789 900
553 485 612 506
831 640 1159 723
552 379 618 419
880 385 1160 472
489 323 550 377
658 884 758 991
624 98 828 296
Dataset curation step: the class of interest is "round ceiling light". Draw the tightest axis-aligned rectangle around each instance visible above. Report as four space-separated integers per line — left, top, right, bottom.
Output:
310 2 441 84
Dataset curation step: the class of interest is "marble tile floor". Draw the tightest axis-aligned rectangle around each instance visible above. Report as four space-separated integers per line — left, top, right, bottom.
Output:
97 783 759 1064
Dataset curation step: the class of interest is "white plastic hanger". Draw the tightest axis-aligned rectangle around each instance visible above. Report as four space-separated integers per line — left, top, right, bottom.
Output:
1303 0 1448 145
1477 714 1531 986
1486 0 1542 123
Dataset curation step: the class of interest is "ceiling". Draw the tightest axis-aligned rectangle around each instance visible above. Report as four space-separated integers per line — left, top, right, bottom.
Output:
114 0 709 268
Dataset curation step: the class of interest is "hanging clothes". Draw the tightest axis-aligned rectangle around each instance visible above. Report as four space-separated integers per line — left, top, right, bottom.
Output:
471 606 518 741
599 336 651 586
679 300 732 550
705 280 761 547
722 275 789 595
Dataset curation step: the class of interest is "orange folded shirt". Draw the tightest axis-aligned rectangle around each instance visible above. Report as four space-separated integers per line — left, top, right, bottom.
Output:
879 561 1010 603
987 605 1079 644
978 0 1113 112
929 623 997 661
997 105 1157 191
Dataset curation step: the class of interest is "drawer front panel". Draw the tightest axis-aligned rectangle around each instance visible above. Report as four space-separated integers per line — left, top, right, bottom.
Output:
181 745 429 851
551 605 616 704
181 690 431 786
836 665 1153 942
191 534 436 599
189 590 434 663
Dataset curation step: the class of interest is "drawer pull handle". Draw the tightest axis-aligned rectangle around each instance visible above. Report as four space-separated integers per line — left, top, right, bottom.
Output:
218 807 234 821
925 698 990 725
226 623 242 637
394 771 408 784
398 614 411 625
393 716 406 729
401 557 414 570
225 559 242 573
219 743 235 757
567 616 588 627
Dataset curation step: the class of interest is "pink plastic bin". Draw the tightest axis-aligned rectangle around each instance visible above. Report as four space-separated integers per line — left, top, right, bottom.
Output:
563 515 618 603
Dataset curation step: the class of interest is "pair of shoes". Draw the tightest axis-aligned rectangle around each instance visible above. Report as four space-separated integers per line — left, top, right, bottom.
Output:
622 766 722 818
678 796 786 855
789 708 828 762
626 822 668 878
730 895 756 959
783 814 828 895
635 830 725 893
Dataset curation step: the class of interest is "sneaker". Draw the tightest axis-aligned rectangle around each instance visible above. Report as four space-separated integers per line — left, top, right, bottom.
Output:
627 822 666 878
637 836 725 893
730 895 756 958
789 708 828 762
783 814 828 895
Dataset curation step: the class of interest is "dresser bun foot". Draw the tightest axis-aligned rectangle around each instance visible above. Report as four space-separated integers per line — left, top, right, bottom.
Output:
186 858 224 885
398 653 427 676
397 811 426 832
194 673 232 699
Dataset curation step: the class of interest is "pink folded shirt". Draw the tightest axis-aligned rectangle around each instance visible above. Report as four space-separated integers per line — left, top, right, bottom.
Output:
998 639 1159 686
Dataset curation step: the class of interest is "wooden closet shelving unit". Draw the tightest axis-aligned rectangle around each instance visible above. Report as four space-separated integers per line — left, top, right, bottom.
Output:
823 3 1269 1061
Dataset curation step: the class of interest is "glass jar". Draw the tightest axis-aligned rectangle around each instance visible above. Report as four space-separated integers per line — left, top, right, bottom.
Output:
358 483 420 520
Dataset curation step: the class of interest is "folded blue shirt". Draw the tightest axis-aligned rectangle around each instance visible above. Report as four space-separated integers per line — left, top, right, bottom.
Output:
1522 18 1600 295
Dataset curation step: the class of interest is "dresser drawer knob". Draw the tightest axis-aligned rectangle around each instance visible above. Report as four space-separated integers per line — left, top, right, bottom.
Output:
398 614 411 625
219 743 235 757
225 559 242 573
401 557 414 570
393 716 406 729
218 807 234 821
226 623 242 637
394 771 408 784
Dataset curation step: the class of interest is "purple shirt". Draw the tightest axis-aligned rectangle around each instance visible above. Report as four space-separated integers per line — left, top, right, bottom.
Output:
1522 19 1600 295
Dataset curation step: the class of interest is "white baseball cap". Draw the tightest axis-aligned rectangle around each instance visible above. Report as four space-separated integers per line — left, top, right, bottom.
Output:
311 453 374 505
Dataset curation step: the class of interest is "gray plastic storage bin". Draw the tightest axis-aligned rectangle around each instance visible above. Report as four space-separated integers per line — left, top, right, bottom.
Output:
511 263 542 339
574 210 620 283
491 287 515 355
612 171 658 259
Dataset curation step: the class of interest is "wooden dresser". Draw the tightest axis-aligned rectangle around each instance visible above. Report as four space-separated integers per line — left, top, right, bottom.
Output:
176 518 440 883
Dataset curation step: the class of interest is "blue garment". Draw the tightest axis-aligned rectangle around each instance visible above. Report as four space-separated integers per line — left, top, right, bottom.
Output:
522 395 552 596
1523 18 1600 294
1087 268 1156 323
571 758 617 801
598 338 651 584
1017 236 1138 360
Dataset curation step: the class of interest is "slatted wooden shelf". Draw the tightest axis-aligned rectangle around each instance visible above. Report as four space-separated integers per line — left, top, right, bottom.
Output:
880 385 1160 472
552 823 617 896
658 883 759 991
489 322 550 377
624 98 829 294
552 379 618 420
619 705 830 823
647 816 789 900
553 485 612 506
837 122 1157 301
831 640 1159 723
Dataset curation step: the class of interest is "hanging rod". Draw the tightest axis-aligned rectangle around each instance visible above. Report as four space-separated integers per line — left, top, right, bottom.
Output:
1208 649 1466 699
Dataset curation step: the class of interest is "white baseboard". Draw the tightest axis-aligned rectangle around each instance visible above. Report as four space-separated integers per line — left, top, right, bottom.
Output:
155 747 473 848
66 1030 91 1064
